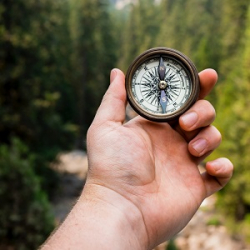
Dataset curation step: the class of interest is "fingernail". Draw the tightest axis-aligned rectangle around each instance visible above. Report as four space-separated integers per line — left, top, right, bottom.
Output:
209 159 221 172
192 139 207 154
180 112 198 128
110 69 117 84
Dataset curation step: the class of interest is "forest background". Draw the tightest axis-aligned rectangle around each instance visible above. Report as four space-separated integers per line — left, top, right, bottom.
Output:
1 0 250 249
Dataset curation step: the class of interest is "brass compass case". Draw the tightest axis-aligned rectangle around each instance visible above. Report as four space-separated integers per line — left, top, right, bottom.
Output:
125 47 200 122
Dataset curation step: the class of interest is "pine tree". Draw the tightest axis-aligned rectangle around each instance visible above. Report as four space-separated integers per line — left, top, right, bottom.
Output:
0 0 76 156
213 2 250 234
219 0 249 78
69 0 117 148
0 0 77 247
118 0 160 70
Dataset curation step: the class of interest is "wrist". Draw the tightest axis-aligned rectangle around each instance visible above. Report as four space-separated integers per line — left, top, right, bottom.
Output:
78 182 149 249
43 182 149 250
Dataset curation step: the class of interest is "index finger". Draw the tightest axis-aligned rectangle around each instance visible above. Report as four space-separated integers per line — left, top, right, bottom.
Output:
198 68 218 99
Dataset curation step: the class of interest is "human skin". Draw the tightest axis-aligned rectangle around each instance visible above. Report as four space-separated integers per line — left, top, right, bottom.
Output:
42 68 233 250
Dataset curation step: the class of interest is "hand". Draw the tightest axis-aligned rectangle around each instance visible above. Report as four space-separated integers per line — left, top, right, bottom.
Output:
42 68 233 250
85 68 233 248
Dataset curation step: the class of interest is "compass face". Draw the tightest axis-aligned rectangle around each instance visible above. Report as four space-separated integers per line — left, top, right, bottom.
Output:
125 48 200 122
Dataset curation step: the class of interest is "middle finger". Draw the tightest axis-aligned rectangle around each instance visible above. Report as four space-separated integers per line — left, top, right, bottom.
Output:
177 100 216 141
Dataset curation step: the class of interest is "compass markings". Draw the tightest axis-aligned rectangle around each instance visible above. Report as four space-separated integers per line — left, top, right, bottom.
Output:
142 74 152 82
134 59 191 113
169 83 181 88
154 67 158 77
130 56 194 116
142 89 155 96
152 95 159 105
141 82 152 87
170 90 179 96
170 86 181 90
167 93 174 102
170 80 180 83
148 71 153 78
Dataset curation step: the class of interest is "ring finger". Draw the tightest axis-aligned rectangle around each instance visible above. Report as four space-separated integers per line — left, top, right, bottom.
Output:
188 125 222 158
178 100 216 141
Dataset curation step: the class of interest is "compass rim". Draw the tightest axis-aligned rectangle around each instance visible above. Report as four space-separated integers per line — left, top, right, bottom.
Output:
125 47 200 122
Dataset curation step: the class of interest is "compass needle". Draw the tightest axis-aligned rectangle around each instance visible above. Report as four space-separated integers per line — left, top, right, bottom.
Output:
158 56 168 113
125 47 200 122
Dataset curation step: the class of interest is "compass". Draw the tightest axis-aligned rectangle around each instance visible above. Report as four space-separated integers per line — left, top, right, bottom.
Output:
125 47 200 122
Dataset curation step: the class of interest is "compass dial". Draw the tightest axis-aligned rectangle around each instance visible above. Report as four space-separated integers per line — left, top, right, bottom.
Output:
132 57 192 114
125 47 200 122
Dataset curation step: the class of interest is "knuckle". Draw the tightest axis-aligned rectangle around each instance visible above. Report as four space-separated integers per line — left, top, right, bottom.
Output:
211 126 221 142
193 100 216 123
207 125 222 146
221 157 234 172
200 100 216 118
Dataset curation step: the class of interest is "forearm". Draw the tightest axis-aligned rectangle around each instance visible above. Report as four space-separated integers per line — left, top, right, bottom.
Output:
41 183 148 250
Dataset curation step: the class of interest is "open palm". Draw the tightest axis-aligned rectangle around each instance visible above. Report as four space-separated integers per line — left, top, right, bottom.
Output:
86 68 233 249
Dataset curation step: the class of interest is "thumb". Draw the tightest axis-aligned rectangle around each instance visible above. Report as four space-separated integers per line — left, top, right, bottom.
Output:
93 68 127 125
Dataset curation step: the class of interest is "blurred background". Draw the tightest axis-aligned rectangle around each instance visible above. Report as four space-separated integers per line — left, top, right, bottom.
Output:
1 0 250 249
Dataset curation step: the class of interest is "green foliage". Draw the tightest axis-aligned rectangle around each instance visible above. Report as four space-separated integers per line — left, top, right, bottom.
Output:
69 0 117 147
0 0 76 155
119 0 224 74
0 0 118 247
0 138 55 250
201 1 250 241
0 0 78 197
117 0 250 241
118 0 160 70
206 216 222 226
2 0 250 246
166 239 178 250
0 0 77 247
213 3 250 229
